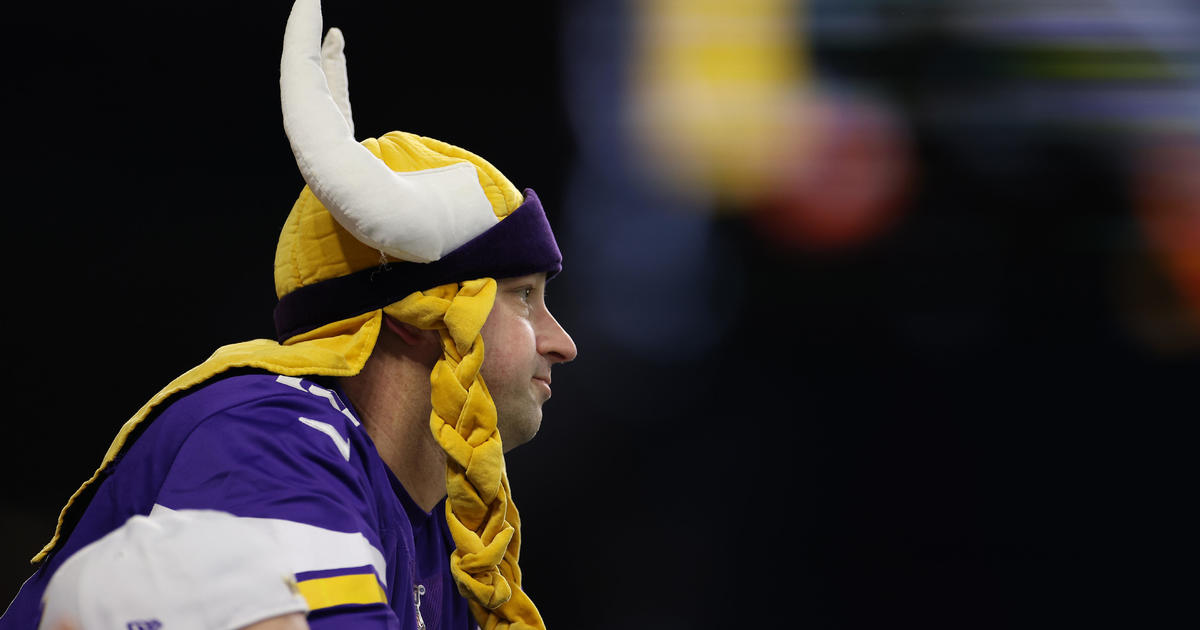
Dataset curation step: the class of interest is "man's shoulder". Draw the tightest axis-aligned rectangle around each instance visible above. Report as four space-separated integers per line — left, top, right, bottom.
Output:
144 372 387 534
153 371 363 435
124 371 374 483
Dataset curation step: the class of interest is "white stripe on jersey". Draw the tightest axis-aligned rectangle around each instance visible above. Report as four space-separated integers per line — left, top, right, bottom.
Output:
298 417 352 461
149 504 388 586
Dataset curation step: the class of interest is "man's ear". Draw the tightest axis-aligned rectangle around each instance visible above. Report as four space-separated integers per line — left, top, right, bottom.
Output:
383 316 435 347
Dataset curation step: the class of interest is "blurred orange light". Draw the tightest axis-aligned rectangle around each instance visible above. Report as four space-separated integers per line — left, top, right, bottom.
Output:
1134 134 1200 328
752 93 915 252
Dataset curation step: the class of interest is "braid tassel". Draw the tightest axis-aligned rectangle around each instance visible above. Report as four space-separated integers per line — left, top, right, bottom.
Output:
384 279 546 630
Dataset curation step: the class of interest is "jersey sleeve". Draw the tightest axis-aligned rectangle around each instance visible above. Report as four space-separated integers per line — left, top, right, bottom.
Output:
154 377 401 629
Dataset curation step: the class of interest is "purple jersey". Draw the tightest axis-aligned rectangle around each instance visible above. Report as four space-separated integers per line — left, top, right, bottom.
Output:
1 373 474 630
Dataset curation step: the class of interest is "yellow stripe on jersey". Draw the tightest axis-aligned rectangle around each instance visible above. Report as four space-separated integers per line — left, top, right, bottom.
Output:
296 573 387 610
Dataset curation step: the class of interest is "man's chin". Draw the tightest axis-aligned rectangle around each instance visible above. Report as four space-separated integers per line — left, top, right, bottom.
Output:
499 409 543 453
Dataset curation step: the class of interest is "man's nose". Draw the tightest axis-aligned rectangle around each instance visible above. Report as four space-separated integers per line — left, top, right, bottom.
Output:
539 310 578 363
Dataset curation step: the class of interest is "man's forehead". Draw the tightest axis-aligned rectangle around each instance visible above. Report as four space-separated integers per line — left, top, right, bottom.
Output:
498 273 548 287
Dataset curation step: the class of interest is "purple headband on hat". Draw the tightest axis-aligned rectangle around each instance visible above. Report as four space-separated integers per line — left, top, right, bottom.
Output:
273 189 562 342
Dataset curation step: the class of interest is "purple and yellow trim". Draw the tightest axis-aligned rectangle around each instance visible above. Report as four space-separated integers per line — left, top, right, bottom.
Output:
294 565 388 611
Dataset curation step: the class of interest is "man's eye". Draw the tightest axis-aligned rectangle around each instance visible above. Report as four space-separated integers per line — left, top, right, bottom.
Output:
521 287 534 301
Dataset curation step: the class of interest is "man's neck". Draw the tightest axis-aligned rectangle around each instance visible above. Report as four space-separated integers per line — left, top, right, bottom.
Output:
337 353 446 513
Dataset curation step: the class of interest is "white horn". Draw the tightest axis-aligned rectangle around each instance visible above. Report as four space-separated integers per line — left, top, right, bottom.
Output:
280 0 497 263
320 27 353 137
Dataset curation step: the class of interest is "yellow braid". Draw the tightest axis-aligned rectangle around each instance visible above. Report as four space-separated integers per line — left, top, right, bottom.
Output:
384 279 545 630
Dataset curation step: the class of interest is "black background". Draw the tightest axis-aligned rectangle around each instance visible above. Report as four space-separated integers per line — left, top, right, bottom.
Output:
4 1 1196 628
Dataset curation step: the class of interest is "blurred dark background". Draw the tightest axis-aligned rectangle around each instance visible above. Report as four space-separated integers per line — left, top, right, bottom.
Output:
5 1 1197 628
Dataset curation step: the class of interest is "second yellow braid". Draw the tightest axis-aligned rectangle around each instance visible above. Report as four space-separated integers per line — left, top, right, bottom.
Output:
383 279 546 630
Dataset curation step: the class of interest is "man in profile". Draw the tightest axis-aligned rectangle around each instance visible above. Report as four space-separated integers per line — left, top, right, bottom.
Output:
1 1 576 628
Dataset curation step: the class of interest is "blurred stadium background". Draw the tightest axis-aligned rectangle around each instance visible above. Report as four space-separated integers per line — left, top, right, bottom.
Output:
5 1 1197 627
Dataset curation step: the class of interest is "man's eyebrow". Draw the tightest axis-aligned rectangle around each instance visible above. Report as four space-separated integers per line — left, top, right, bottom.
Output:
499 275 543 286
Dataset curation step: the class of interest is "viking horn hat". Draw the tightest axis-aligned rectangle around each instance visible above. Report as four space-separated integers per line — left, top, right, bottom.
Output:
280 0 498 263
273 0 562 344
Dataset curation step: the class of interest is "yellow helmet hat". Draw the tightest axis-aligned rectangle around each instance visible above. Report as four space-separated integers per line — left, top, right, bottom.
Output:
38 1 560 628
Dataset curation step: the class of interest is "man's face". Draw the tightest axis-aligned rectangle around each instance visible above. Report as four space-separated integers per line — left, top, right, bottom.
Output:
480 273 577 451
